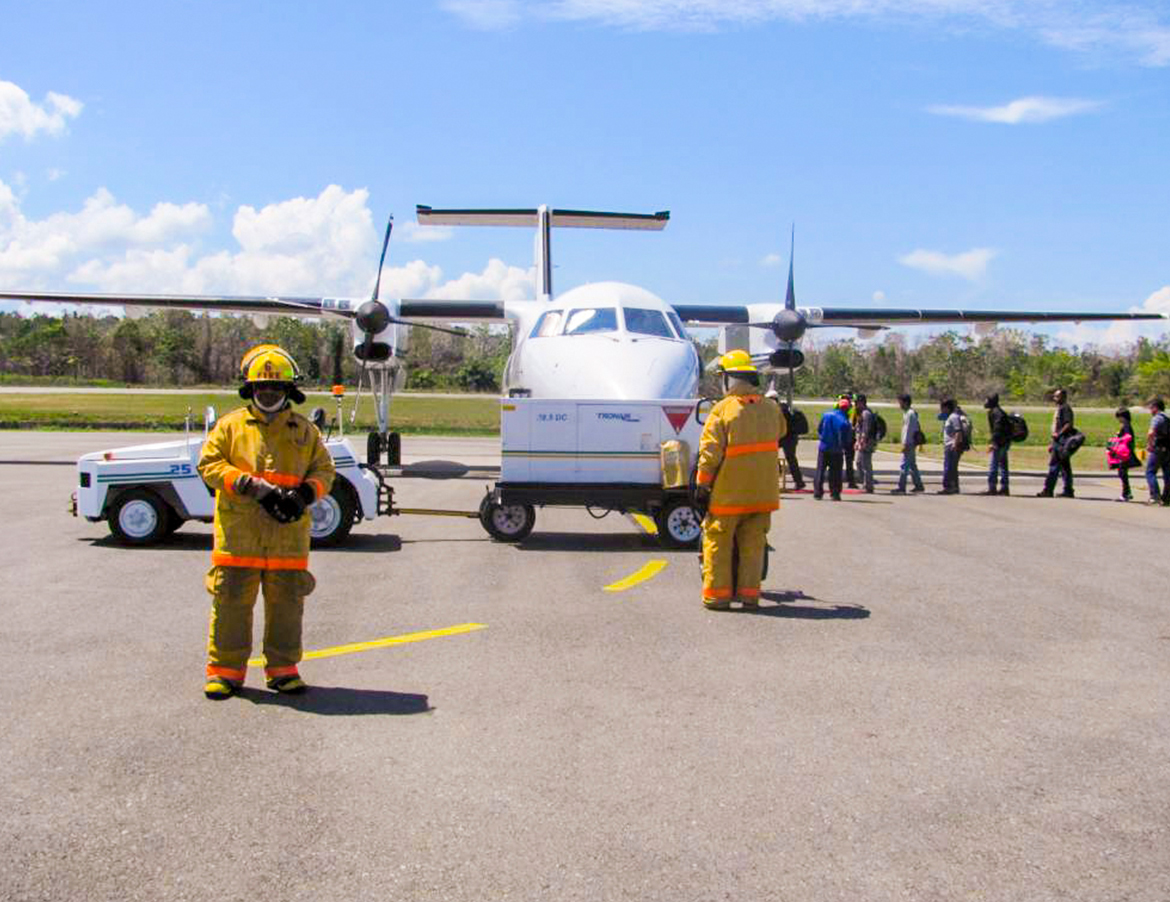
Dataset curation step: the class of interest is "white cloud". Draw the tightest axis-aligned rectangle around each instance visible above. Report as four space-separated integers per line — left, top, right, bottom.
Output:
759 252 782 267
46 168 65 182
0 81 82 142
898 247 997 280
441 0 522 30
872 290 886 303
0 181 534 310
446 1 1170 66
398 221 455 243
928 96 1103 124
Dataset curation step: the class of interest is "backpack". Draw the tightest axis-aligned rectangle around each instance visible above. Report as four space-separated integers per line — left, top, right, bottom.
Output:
1008 413 1029 443
790 409 809 436
1155 415 1170 455
913 428 927 447
956 412 973 453
1106 434 1133 469
873 413 887 443
1061 429 1086 459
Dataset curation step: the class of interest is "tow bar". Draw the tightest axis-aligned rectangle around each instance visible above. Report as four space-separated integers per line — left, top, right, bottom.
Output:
359 462 480 520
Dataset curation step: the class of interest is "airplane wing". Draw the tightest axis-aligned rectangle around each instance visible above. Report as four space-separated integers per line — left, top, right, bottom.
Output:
0 290 358 318
673 303 1165 328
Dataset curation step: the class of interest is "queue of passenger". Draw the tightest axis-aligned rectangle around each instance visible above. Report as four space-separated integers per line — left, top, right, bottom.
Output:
771 388 1170 506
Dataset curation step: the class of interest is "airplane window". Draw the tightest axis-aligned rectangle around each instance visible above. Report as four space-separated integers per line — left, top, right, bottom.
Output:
667 311 688 339
624 308 674 338
530 311 562 338
564 308 618 335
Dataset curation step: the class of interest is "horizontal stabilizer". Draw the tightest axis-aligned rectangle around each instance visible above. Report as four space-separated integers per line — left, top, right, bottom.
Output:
416 206 669 231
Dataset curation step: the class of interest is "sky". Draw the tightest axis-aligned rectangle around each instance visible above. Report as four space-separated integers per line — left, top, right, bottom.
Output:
1 0 1168 348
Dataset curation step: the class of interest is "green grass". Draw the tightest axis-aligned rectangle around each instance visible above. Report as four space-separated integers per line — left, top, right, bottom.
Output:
0 392 500 434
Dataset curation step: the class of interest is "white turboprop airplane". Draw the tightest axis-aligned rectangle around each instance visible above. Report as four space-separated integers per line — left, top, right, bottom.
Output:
2 204 1164 462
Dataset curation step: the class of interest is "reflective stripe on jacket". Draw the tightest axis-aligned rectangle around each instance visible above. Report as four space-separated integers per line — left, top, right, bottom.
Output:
696 387 784 516
198 405 336 570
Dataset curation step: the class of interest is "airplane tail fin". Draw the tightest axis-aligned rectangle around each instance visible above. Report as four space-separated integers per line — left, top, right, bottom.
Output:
415 205 669 301
785 225 796 311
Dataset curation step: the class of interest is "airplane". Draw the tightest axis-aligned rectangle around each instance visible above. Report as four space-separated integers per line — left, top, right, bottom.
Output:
2 204 1165 463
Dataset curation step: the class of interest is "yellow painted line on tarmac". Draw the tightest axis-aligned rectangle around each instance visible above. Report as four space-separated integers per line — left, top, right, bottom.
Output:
604 559 669 593
629 513 658 535
247 622 487 667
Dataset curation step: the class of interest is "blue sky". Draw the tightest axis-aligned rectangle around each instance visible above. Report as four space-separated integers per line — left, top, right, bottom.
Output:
1 0 1168 345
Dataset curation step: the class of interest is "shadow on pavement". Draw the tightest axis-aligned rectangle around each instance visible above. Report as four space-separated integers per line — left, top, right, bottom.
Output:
395 459 500 479
81 533 212 551
323 533 402 553
514 531 674 553
242 686 432 715
754 590 871 620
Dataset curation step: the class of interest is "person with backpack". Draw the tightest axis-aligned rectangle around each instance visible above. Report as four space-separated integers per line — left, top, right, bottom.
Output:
1108 407 1139 502
771 395 807 491
854 393 877 493
1037 388 1075 498
1144 397 1170 506
890 393 925 494
938 398 965 494
981 393 1012 496
814 397 853 501
841 391 860 489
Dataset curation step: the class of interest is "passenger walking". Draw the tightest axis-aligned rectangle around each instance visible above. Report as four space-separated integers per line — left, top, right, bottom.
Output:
890 393 925 494
982 393 1011 495
695 351 784 610
815 397 853 501
854 393 877 493
1037 388 1075 498
938 398 964 494
842 391 859 489
1108 407 1138 502
1144 397 1170 506
773 396 806 490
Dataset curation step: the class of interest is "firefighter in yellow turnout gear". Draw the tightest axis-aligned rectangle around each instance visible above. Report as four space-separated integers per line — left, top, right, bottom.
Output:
197 345 335 698
695 350 785 610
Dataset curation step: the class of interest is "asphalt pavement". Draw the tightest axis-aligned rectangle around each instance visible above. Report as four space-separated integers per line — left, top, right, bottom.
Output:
1 433 1168 901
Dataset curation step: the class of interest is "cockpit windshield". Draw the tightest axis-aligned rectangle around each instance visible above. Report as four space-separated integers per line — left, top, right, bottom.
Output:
564 308 618 336
530 310 562 338
624 308 675 338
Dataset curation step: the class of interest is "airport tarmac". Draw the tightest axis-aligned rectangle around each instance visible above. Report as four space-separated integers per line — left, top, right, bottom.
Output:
2 432 1168 902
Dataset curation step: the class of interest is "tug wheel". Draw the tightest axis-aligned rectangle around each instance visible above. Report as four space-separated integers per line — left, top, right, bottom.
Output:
108 488 170 546
479 495 536 543
656 497 703 549
310 481 357 548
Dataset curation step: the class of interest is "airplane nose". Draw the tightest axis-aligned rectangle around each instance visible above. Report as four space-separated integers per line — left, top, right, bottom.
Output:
522 337 699 399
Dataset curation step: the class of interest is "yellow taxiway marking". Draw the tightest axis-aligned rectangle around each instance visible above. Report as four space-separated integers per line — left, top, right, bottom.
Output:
247 622 487 667
604 559 669 592
629 513 658 535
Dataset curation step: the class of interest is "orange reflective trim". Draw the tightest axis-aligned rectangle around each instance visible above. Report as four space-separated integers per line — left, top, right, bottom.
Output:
265 665 300 678
709 503 778 515
221 467 244 497
703 586 733 599
260 470 302 488
211 552 309 571
725 442 778 459
696 469 715 485
739 587 761 598
306 477 326 501
206 664 246 680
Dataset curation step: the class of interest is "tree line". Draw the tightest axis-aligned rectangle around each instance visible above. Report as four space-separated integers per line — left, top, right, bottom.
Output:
2 311 1168 403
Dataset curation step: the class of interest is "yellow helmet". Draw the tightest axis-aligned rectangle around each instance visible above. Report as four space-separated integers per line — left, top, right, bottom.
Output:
717 349 757 375
238 345 305 404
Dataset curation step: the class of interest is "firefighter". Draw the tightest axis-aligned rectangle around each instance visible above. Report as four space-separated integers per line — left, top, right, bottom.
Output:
197 345 335 699
695 350 785 610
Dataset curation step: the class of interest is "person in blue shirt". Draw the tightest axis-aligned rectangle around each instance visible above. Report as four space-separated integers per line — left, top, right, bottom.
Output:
814 397 854 501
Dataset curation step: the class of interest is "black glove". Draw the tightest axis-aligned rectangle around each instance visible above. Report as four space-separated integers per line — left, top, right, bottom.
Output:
275 483 317 523
259 489 296 524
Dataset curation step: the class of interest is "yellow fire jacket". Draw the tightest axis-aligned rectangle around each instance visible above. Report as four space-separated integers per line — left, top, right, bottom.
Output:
198 405 336 570
696 386 785 515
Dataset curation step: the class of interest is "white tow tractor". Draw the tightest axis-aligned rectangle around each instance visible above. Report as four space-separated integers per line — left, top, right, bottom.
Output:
475 396 711 548
71 407 387 548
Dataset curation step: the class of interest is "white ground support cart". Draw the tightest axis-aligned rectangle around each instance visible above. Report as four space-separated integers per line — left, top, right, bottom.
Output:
71 408 383 548
476 397 710 548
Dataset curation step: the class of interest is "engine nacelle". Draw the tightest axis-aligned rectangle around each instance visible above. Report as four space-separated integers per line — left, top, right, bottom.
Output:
352 300 408 365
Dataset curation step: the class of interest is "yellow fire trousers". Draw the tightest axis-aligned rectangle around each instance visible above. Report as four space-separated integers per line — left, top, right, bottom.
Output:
701 511 770 605
205 566 316 681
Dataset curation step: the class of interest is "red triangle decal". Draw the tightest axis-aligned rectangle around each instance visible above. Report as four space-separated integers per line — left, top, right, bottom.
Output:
662 405 693 434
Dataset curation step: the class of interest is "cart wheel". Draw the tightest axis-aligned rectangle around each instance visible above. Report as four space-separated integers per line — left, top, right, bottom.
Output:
310 481 357 548
479 495 536 542
656 497 703 549
108 488 171 546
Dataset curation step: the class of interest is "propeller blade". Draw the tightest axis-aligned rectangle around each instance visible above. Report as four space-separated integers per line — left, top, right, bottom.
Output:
372 215 394 303
785 224 796 311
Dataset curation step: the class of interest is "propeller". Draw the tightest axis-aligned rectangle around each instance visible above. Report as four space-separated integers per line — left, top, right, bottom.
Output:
745 226 805 404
